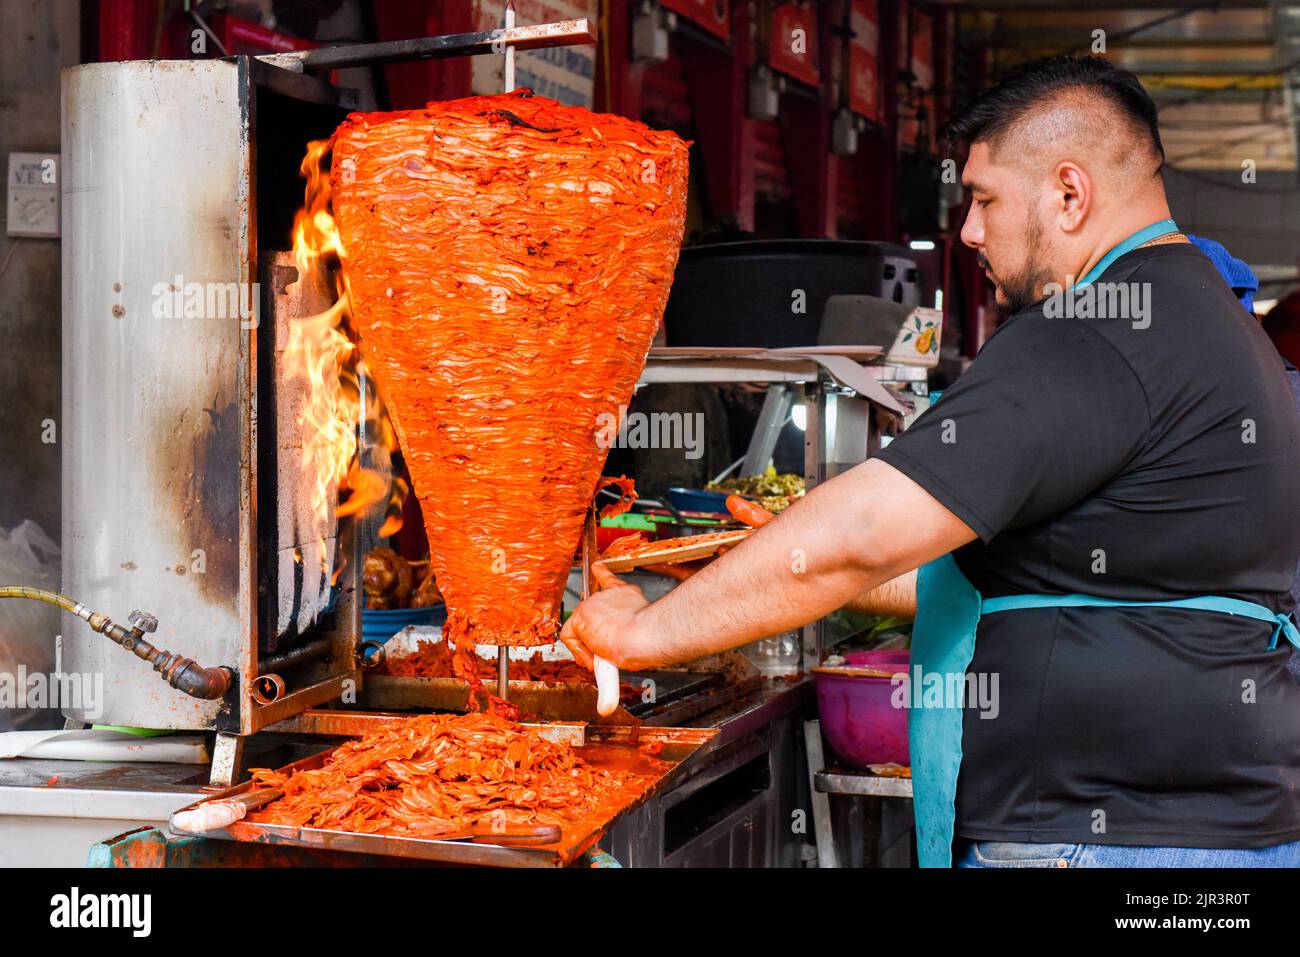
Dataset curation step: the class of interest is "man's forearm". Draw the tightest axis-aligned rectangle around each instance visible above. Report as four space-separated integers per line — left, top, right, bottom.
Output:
627 459 974 666
843 568 918 620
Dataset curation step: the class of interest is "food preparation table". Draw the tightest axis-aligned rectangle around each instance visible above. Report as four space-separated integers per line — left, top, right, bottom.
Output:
0 679 816 867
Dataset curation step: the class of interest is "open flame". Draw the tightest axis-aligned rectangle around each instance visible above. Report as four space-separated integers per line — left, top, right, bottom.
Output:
286 140 405 584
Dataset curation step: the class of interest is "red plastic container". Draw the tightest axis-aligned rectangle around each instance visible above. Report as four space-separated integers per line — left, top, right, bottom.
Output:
814 654 910 768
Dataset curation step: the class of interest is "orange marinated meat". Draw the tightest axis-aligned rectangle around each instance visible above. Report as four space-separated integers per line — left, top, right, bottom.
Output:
329 91 688 711
599 528 752 564
381 637 592 683
247 713 662 837
380 636 641 703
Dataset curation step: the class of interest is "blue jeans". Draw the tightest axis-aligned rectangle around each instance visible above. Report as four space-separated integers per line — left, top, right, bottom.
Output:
955 838 1300 868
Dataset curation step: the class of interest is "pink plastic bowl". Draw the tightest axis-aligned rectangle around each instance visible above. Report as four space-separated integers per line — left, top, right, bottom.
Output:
814 654 910 768
844 650 910 669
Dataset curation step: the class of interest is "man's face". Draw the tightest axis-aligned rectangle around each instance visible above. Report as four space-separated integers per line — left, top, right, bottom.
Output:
959 142 1056 313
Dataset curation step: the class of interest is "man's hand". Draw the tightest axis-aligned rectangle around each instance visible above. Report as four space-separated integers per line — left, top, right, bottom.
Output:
560 564 663 671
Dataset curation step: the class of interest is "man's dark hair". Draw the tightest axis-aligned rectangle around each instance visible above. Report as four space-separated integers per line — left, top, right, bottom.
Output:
943 56 1164 165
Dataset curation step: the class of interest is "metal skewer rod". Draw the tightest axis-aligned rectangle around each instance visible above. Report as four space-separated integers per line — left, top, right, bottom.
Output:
581 505 597 600
504 1 517 93
496 0 518 706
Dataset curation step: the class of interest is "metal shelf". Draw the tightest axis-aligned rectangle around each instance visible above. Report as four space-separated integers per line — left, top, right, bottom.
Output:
814 769 913 800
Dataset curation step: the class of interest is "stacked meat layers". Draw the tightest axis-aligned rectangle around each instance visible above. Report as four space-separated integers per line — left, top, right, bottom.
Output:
330 91 689 704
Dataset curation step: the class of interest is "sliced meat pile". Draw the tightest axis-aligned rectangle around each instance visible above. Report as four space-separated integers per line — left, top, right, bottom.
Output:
329 91 688 709
378 636 643 706
380 637 594 683
247 712 661 838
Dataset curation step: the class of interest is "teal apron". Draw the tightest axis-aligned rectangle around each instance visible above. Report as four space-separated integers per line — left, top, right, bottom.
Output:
908 219 1300 867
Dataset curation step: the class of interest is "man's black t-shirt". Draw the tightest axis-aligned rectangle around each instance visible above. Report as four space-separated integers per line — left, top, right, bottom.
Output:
876 243 1300 847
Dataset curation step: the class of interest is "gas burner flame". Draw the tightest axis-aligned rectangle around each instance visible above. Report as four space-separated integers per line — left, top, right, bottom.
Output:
287 139 404 578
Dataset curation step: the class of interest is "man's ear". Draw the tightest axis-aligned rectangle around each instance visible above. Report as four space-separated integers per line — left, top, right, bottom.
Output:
1056 162 1089 232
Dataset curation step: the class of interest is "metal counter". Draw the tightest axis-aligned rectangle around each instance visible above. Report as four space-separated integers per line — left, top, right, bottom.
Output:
0 679 814 867
604 677 815 867
0 735 328 866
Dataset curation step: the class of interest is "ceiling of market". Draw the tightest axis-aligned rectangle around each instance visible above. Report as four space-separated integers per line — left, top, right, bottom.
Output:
951 1 1300 171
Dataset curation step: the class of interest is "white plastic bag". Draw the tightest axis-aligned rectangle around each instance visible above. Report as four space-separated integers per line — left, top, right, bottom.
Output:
0 521 60 729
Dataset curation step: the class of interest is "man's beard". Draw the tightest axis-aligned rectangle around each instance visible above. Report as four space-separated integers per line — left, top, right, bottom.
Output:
981 213 1054 314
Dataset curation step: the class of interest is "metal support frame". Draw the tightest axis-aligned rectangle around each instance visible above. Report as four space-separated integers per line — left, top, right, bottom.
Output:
209 733 245 789
642 352 902 672
803 719 839 868
825 391 873 480
813 766 916 867
741 383 798 476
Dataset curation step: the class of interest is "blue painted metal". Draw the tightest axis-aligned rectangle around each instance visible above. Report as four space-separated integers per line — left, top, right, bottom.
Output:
577 847 622 868
89 826 625 868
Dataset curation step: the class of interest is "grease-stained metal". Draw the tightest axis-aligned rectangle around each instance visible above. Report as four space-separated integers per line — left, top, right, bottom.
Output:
168 723 717 867
257 19 596 73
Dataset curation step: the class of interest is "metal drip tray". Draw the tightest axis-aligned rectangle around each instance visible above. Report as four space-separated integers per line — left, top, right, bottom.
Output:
358 669 744 725
168 723 718 867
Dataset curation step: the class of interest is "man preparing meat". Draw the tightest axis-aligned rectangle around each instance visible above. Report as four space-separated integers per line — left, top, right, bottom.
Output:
562 56 1300 868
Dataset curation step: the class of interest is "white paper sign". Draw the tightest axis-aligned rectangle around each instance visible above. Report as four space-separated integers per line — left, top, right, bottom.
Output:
7 152 59 238
470 0 597 108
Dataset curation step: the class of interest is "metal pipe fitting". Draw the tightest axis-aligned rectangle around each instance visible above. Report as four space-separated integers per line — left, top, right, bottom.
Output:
0 588 234 701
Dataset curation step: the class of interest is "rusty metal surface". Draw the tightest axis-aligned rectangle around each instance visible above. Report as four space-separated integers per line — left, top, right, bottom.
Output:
244 57 373 111
91 824 626 867
361 661 759 726
248 672 355 729
622 669 723 710
61 60 253 731
59 59 363 735
241 249 362 734
89 825 425 868
168 723 717 867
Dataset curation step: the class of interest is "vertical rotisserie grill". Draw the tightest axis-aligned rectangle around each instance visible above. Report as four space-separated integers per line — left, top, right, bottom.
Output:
55 19 605 782
60 59 371 752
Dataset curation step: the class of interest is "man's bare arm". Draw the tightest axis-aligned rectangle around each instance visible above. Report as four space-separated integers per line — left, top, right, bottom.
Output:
561 459 973 670
843 568 918 620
